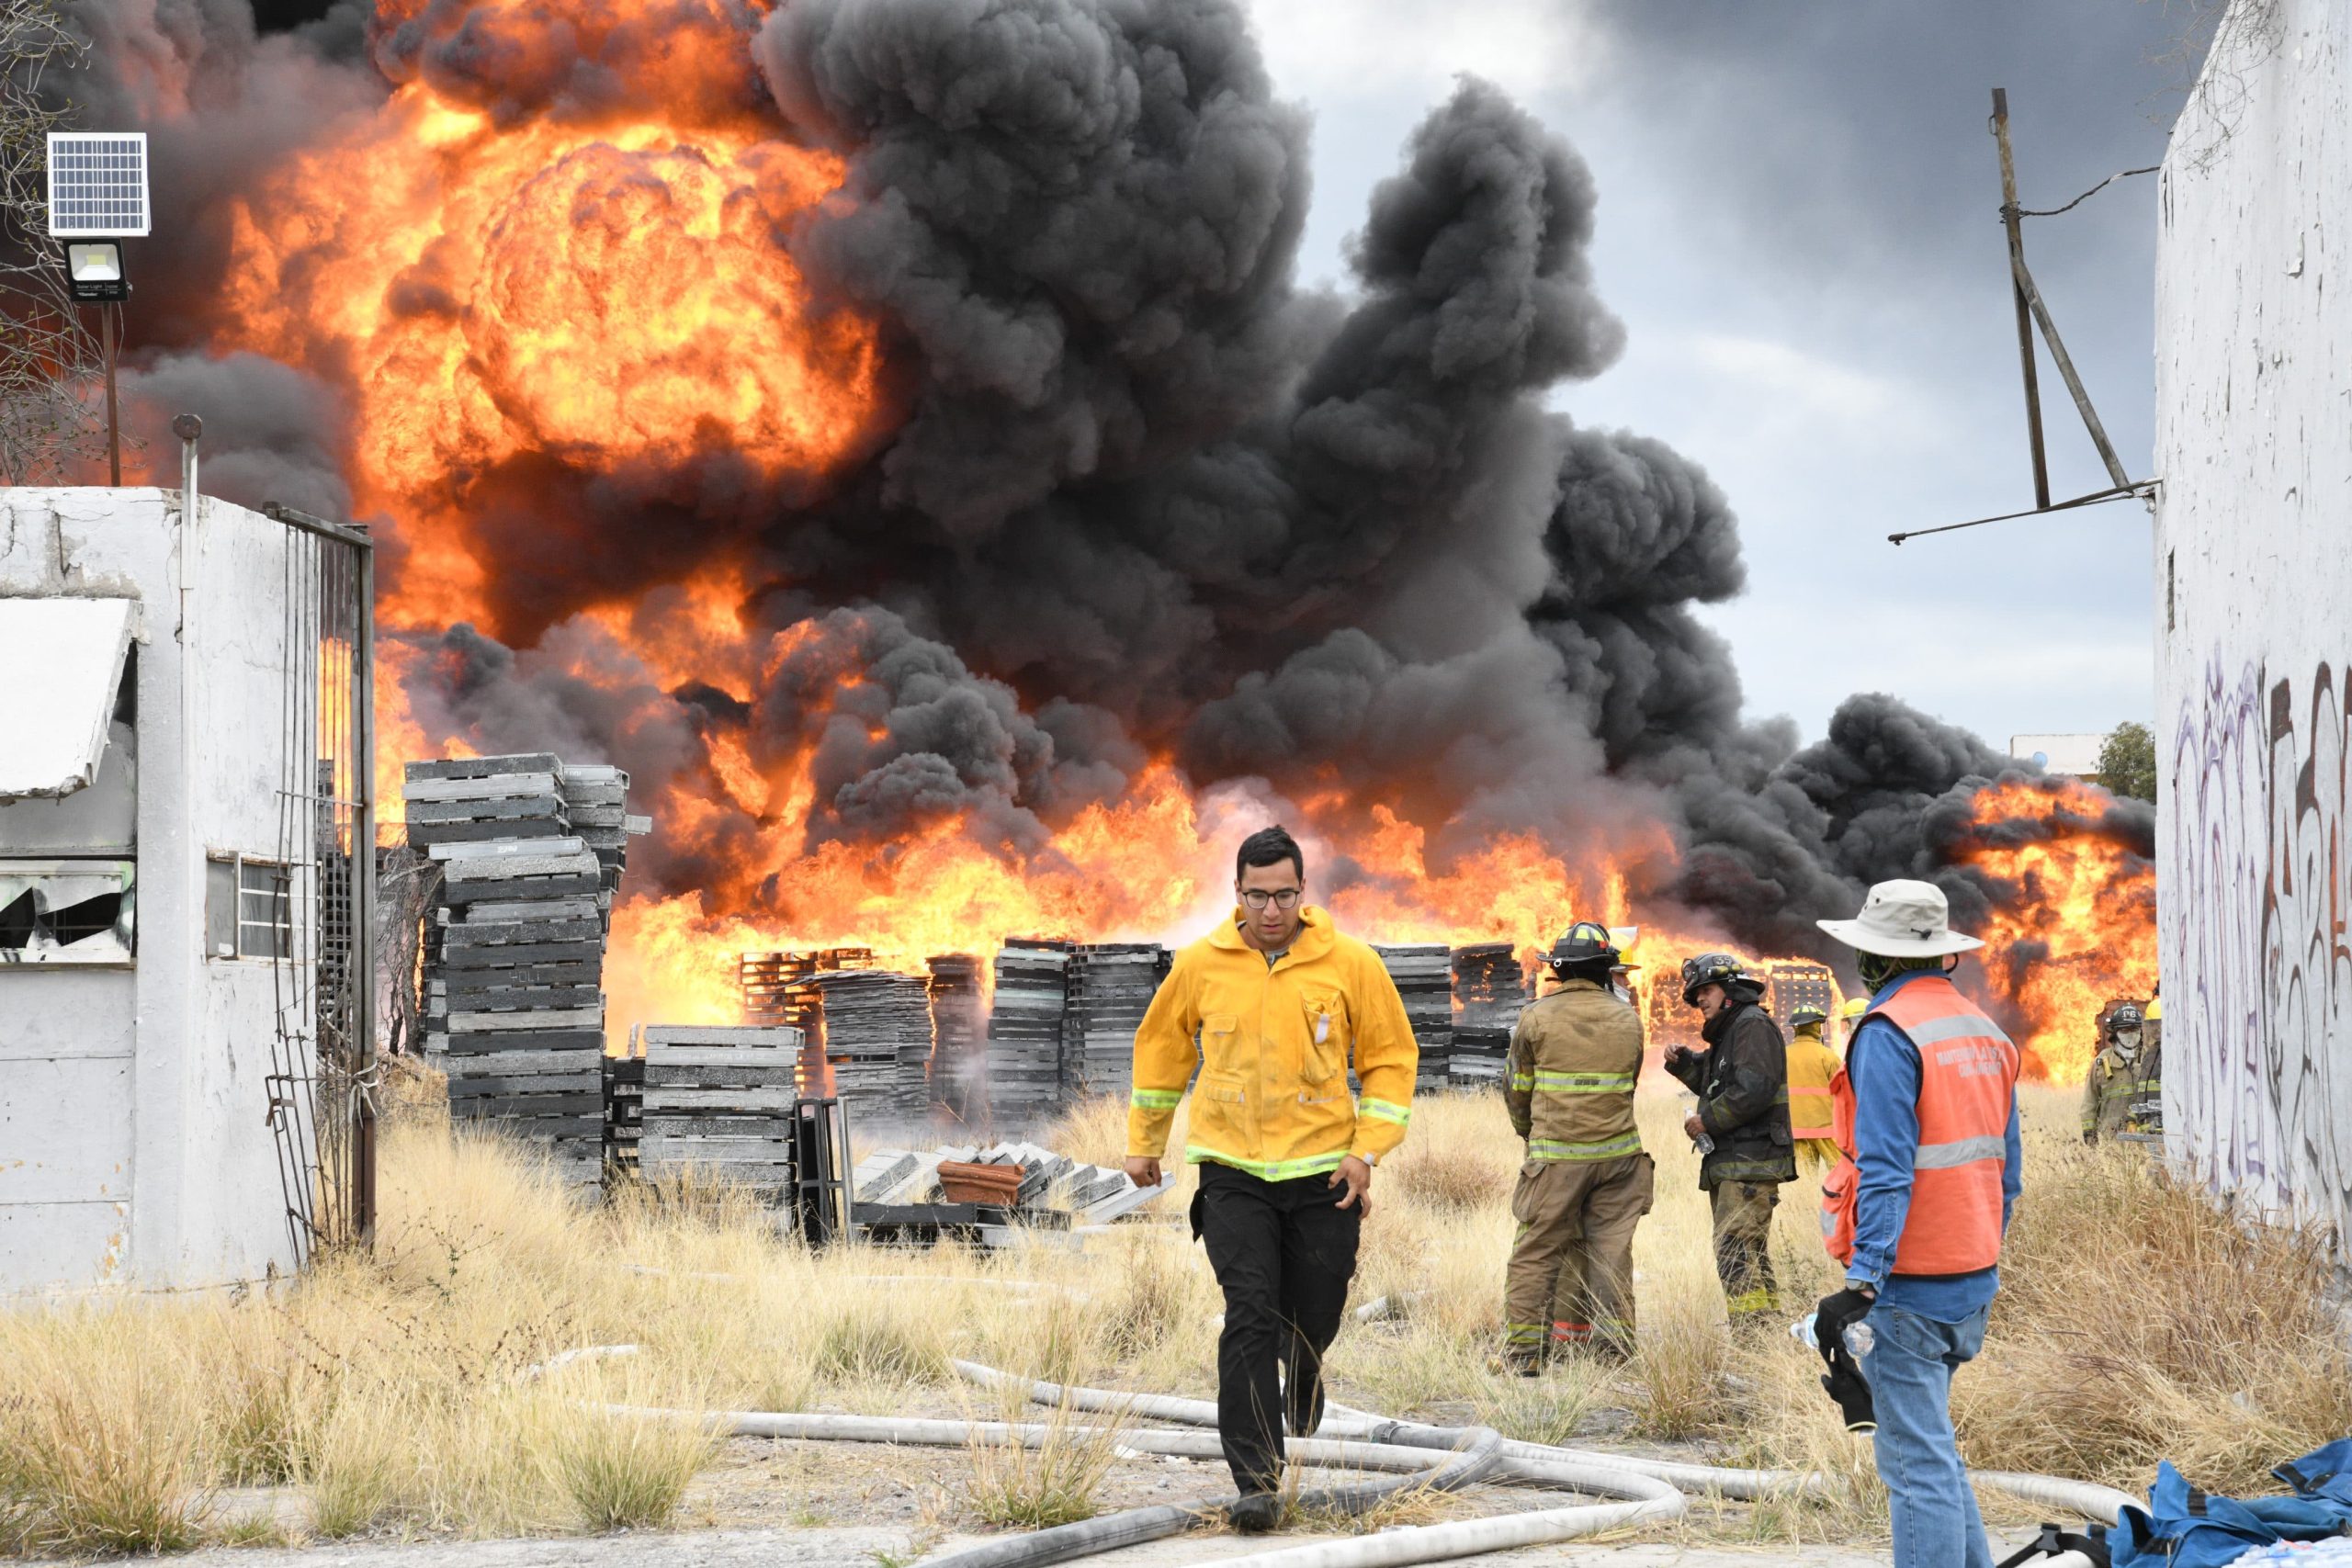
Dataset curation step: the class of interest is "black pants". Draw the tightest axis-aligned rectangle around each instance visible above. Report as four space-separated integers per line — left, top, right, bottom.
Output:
1193 1161 1363 1495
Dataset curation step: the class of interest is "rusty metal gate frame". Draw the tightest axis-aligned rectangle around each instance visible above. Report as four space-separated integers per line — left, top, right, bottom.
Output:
259 502 377 1265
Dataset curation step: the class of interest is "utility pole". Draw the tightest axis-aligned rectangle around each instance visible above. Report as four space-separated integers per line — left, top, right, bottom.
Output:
1991 89 2051 512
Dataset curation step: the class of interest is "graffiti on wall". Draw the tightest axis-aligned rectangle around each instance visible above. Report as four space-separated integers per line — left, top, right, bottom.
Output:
2167 657 2352 1243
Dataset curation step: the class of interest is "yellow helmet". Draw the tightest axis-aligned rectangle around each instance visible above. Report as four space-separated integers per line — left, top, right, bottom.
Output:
1839 997 1869 1021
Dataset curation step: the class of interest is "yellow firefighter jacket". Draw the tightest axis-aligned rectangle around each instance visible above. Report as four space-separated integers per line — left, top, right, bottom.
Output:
1783 1022 1844 1169
1504 978 1643 1161
1126 906 1418 1179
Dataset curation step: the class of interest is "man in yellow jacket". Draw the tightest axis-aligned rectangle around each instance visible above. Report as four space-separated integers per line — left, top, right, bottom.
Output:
1785 1004 1844 1172
1126 825 1418 1531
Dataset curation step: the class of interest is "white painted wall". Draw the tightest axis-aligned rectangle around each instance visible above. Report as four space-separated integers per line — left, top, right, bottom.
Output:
2154 0 2352 1246
0 488 317 1292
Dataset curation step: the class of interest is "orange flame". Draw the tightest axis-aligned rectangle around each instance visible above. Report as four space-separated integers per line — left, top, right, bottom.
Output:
1957 778 2156 1082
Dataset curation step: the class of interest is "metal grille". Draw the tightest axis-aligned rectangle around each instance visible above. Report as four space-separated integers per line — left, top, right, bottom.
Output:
261 504 378 1266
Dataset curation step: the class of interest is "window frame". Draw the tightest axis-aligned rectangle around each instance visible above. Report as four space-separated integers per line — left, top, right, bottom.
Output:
204 852 293 962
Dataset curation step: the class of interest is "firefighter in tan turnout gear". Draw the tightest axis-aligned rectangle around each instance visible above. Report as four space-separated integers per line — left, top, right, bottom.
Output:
2080 1002 2160 1144
1502 921 1653 1371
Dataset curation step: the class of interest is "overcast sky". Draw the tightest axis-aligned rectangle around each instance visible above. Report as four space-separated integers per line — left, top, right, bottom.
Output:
1239 0 2199 752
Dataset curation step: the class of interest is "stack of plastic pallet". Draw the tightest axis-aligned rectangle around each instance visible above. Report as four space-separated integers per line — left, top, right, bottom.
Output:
1374 942 1454 1092
1449 942 1528 1088
808 968 931 1117
406 753 616 1197
635 1024 801 1198
560 763 646 919
1059 942 1167 1100
985 938 1072 1128
739 948 872 1093
926 953 986 1122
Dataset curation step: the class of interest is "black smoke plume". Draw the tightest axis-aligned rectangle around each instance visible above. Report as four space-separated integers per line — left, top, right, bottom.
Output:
50 0 2155 977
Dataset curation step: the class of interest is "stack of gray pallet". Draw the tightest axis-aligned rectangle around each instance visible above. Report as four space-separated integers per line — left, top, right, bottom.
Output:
558 763 647 924
926 953 986 1122
1450 942 1528 1088
853 1139 1174 1227
809 969 932 1117
406 755 614 1194
636 1025 800 1197
1374 943 1454 1092
1060 943 1167 1100
986 938 1072 1127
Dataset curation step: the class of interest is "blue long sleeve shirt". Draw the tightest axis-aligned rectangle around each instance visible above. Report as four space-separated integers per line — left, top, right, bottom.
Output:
1846 970 2024 1322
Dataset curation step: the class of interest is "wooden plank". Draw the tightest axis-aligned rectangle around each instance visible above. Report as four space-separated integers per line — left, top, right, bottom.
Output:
449 1004 604 1033
642 1086 797 1111
403 772 561 803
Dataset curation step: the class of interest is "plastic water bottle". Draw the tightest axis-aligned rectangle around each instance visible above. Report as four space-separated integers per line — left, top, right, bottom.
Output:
1844 1320 1874 1357
1694 1134 1715 1155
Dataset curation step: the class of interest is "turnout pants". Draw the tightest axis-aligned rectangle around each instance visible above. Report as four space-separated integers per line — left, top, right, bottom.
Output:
1709 1179 1781 1322
1504 1152 1655 1359
1193 1160 1363 1495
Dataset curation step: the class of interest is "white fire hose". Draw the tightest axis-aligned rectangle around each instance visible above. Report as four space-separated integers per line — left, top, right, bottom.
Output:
535 1337 2132 1568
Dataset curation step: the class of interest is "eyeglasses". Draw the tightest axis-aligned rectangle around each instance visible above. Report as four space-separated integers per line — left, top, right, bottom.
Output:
1239 888 1302 910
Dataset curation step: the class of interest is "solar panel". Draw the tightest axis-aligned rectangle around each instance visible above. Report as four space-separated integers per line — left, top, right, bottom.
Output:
44 132 151 239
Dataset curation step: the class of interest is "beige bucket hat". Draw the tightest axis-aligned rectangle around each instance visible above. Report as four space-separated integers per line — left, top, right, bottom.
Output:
1815 878 1984 958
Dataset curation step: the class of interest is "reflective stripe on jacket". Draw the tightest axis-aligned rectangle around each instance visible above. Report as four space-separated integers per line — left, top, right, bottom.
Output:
1821 975 2018 1276
1126 906 1419 1179
1784 1027 1840 1142
1506 979 1644 1162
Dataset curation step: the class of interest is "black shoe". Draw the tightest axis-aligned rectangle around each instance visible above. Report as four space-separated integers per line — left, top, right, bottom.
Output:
1228 1492 1283 1534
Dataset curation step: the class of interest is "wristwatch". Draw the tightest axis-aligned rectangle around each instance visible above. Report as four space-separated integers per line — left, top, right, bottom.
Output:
1360 1151 1378 1168
1844 1277 1878 1299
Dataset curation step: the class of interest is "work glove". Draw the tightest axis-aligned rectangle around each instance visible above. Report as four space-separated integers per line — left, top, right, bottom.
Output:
1812 1286 1874 1356
1821 1341 1877 1433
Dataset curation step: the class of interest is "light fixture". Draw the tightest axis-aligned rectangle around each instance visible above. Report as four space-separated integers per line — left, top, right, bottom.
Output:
66 241 128 303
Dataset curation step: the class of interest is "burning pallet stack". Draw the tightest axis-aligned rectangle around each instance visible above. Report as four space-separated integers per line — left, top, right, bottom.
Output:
406 753 634 1196
1374 943 1455 1092
808 968 933 1118
926 953 986 1122
1767 962 1838 1032
636 1025 802 1198
1449 942 1528 1088
739 948 873 1092
1059 942 1169 1100
985 938 1072 1126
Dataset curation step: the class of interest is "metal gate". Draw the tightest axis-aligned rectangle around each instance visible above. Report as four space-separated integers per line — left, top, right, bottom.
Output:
260 502 377 1264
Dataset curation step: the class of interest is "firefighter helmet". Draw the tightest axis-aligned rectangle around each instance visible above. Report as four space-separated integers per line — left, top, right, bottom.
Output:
1544 920 1620 970
1790 1004 1828 1030
1680 952 1764 1007
2107 1003 2143 1037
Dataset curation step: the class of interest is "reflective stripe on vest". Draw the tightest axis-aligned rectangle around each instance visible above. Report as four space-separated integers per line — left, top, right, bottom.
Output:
1820 976 2018 1278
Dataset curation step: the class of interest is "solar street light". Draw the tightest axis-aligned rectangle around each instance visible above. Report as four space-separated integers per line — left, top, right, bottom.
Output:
66 242 128 303
44 133 150 485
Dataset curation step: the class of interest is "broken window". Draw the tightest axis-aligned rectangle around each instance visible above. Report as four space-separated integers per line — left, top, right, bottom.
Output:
205 853 291 960
0 861 136 964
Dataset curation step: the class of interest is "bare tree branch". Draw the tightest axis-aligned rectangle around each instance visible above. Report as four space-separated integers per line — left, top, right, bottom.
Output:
0 0 105 485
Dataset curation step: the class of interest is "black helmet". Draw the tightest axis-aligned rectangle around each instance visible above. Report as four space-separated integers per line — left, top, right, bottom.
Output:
1789 1005 1828 1030
2108 1004 2143 1035
1545 920 1619 970
1681 952 1764 1007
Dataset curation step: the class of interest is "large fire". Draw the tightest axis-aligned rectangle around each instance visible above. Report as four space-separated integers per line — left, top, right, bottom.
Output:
1955 778 2159 1082
193 0 2153 1086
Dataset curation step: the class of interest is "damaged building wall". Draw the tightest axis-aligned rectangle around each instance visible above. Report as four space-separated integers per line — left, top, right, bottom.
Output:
2154 0 2352 1247
0 487 310 1292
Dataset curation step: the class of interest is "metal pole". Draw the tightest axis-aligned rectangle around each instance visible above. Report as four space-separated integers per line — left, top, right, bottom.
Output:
354 529 379 1247
101 305 120 485
2010 254 2134 491
1991 89 2051 511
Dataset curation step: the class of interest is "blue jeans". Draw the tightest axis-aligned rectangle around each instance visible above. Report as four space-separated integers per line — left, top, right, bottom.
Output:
1860 1301 1993 1568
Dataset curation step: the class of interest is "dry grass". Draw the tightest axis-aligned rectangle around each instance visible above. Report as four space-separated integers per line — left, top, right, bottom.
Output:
958 1393 1126 1529
3 1072 2345 1556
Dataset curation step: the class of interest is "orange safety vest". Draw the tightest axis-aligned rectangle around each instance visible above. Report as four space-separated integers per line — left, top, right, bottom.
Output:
1821 976 2018 1277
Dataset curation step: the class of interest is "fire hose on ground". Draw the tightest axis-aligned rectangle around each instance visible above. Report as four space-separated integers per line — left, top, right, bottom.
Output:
529 1338 2132 1568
